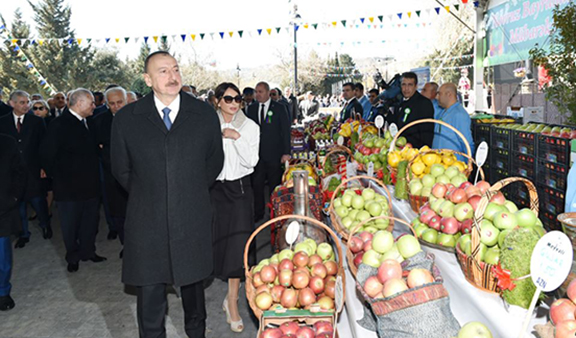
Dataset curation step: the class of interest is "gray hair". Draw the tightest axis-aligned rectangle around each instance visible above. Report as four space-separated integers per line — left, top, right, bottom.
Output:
127 91 137 100
68 88 93 107
31 99 49 110
104 87 127 103
9 90 30 102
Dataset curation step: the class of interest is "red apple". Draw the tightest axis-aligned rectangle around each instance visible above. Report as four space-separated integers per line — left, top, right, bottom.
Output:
465 185 481 198
309 276 325 294
567 279 576 304
324 260 338 276
307 254 322 268
279 259 294 271
377 259 402 284
475 181 491 194
359 231 373 243
440 217 460 235
460 219 473 234
298 287 316 307
556 320 576 338
280 321 299 335
450 189 468 204
348 236 364 254
407 268 434 288
281 288 298 308
313 321 334 335
468 195 481 211
364 275 384 298
295 326 315 338
261 327 283 338
550 298 576 325
432 183 447 198
490 192 506 205
459 181 473 190
271 285 285 303
293 252 309 268
311 263 327 279
428 216 441 231
353 252 364 267
383 278 408 297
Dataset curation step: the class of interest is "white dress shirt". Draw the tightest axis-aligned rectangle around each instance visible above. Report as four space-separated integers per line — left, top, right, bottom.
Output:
13 113 25 129
68 109 84 121
217 115 260 181
258 99 271 124
154 94 180 123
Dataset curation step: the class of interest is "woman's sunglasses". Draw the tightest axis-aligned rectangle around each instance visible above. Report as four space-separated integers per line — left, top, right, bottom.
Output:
222 95 242 104
32 106 46 111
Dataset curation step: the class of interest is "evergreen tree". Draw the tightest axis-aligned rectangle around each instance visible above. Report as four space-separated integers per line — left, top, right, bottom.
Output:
128 42 152 95
159 36 170 53
27 0 95 91
0 9 41 94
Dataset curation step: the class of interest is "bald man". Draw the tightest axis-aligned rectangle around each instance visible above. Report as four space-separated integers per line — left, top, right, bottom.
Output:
421 82 441 118
433 83 474 158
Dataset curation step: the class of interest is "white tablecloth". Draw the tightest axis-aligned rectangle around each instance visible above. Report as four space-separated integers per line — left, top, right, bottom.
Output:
339 184 549 338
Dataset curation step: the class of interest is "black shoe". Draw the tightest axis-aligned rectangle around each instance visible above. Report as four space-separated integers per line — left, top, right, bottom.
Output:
14 237 29 249
67 262 79 273
0 295 15 311
82 254 107 263
42 226 53 239
107 230 118 240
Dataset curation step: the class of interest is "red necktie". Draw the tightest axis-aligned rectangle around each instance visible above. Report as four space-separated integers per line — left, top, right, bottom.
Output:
17 117 22 133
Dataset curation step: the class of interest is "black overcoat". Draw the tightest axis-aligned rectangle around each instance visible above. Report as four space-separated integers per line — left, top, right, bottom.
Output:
0 114 46 198
246 100 291 163
386 91 434 149
111 92 224 287
0 134 26 237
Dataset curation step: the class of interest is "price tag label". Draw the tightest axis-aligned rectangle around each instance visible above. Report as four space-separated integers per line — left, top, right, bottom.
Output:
358 125 362 135
530 231 573 292
337 136 344 146
285 221 300 248
335 275 344 313
346 162 356 179
375 116 384 129
367 162 374 177
476 141 489 167
389 123 398 137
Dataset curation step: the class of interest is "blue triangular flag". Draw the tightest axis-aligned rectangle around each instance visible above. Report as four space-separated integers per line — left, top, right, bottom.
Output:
397 13 402 19
257 29 262 35
181 34 186 41
360 18 365 23
435 7 440 14
144 36 149 43
219 32 224 39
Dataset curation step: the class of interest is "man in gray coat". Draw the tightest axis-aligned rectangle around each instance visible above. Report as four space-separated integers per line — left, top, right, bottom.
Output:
111 51 224 338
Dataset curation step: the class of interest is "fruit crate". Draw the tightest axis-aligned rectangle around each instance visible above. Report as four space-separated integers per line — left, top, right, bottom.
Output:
511 152 537 181
511 128 538 156
537 132 571 166
538 184 565 231
473 123 491 145
489 167 513 198
512 184 531 209
490 148 510 173
537 159 568 192
490 125 512 151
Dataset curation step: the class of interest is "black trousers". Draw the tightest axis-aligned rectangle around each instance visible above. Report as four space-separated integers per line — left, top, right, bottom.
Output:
137 281 206 338
252 159 282 219
57 197 100 264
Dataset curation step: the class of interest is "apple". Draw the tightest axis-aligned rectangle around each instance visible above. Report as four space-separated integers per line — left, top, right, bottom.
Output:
479 220 500 246
261 328 283 338
377 259 403 284
341 216 354 229
383 278 408 297
421 228 438 244
356 210 371 223
432 183 447 198
437 233 456 247
459 181 473 190
484 203 505 221
436 175 451 185
445 166 460 179
396 234 422 258
439 200 455 218
409 181 424 196
421 186 432 197
484 246 500 265
451 175 467 188
295 327 315 338
414 224 429 237
475 181 491 194
458 234 471 251
431 198 445 213
503 201 518 213
362 188 376 201
359 231 373 243
364 275 384 298
362 250 382 268
335 206 349 218
515 208 537 228
467 195 481 211
551 298 576 324
498 229 510 248
422 174 436 188
428 216 441 231
454 203 474 222
489 192 506 205
460 219 473 234
316 243 333 260
407 268 435 288
440 217 460 234
278 249 294 261
457 321 493 338
493 211 517 230
372 230 394 254
280 322 299 335
556 320 576 338
351 195 365 210
367 202 383 217
450 188 468 204
341 193 353 207
430 164 445 177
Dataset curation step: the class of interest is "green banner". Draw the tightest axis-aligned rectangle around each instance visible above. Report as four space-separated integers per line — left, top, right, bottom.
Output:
485 0 570 66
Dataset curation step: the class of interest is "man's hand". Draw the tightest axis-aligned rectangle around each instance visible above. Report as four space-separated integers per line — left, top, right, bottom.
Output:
40 169 47 179
281 154 291 163
222 128 241 140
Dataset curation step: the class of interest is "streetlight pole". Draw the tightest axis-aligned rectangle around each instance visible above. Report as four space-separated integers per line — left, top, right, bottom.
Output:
292 4 301 95
236 63 241 88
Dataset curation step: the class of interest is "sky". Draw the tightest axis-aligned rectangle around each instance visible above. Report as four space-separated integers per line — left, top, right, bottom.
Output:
0 0 475 71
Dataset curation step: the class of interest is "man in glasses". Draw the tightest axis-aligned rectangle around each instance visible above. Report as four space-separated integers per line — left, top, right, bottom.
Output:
0 91 52 247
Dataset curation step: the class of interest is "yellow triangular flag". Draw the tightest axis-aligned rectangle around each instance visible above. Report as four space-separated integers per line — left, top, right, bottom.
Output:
266 28 272 35
191 34 196 41
153 36 158 43
304 23 309 29
39 39 44 46
77 38 82 44
229 31 233 37
445 6 450 12
11 39 17 45
369 17 374 23
115 38 120 43
407 12 412 18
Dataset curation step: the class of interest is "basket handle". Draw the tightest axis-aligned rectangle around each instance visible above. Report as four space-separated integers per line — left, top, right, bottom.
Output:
349 215 417 239
328 175 391 217
390 118 472 159
320 145 353 170
243 215 344 277
469 177 539 273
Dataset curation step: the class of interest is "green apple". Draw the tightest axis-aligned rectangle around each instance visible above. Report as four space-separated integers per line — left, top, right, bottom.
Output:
362 188 376 201
497 229 510 248
372 230 394 254
503 201 518 213
421 228 438 244
480 220 500 247
430 164 445 177
515 208 538 228
351 195 365 210
421 187 432 197
422 174 436 188
437 233 456 247
362 249 382 268
335 206 349 218
484 246 500 265
436 175 451 185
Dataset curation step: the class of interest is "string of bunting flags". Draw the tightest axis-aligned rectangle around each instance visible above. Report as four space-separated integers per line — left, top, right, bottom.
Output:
1 1 479 47
0 25 57 94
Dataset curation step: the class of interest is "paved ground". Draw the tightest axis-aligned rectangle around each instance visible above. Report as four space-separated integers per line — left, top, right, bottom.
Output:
0 205 272 338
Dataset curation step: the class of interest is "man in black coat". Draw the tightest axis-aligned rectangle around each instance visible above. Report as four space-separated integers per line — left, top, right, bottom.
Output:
0 91 51 248
339 82 363 122
284 87 300 124
49 92 67 118
40 88 105 273
90 87 128 252
0 133 26 311
111 51 224 338
246 81 291 222
386 72 434 149
241 87 256 114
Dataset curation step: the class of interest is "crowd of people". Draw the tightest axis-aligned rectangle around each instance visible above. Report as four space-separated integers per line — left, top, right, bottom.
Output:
0 51 474 338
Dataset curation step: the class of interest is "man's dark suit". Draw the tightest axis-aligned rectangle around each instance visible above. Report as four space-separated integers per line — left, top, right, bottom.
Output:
0 101 12 118
90 110 128 243
287 95 300 123
386 91 434 149
339 98 363 122
49 107 66 119
246 100 290 220
0 114 50 239
0 134 26 307
40 110 101 265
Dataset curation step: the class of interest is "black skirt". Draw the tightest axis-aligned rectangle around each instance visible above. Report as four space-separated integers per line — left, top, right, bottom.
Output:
210 175 255 280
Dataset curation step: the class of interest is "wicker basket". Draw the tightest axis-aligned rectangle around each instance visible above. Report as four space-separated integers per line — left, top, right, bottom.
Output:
345 215 416 279
318 145 353 178
243 215 346 320
328 175 393 242
281 159 318 187
455 177 539 293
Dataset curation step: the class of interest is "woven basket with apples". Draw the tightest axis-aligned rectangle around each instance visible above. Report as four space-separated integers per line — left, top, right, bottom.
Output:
244 215 345 322
328 175 393 242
